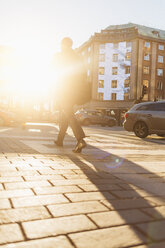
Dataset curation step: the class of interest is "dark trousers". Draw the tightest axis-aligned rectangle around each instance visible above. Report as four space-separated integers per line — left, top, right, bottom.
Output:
57 104 85 143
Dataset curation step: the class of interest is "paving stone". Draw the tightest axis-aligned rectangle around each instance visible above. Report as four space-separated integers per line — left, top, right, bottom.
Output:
88 209 152 228
79 184 121 192
112 190 145 199
24 175 64 181
48 201 108 217
0 206 50 224
0 189 34 198
0 171 40 176
66 192 115 202
0 199 11 209
136 220 165 241
50 179 91 186
0 236 74 248
141 206 165 219
4 181 51 190
38 169 75 175
12 194 69 208
91 179 124 184
64 174 98 179
144 196 165 206
0 223 24 244
22 215 96 239
34 185 82 195
0 177 24 183
101 198 156 210
69 225 146 248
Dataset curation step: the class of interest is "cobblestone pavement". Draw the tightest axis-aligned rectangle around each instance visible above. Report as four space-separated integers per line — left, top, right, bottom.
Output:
0 125 165 247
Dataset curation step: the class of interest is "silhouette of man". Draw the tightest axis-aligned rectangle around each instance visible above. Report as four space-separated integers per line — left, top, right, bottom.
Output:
53 37 86 153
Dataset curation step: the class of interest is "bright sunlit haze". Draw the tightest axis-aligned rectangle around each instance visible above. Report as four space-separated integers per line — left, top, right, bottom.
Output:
0 0 165 99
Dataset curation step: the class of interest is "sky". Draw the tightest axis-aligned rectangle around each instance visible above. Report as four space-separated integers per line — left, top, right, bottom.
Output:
0 0 165 55
0 0 165 98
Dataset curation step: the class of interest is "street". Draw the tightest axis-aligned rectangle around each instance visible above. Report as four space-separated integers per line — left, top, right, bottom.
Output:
0 124 165 247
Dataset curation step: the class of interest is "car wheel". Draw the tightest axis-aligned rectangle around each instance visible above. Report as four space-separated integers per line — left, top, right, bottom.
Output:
134 121 148 138
108 120 115 127
83 119 90 126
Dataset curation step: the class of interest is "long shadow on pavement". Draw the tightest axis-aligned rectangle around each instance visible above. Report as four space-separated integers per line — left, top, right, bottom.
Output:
66 143 165 247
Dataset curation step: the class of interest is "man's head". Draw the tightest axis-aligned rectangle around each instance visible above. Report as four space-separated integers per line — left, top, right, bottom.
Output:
61 37 73 51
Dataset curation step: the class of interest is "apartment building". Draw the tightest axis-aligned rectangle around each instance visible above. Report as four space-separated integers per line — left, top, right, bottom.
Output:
77 23 165 111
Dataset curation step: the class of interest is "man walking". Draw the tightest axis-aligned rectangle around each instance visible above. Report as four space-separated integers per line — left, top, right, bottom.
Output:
53 37 86 153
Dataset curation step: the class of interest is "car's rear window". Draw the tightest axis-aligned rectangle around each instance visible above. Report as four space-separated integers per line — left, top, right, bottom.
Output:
137 103 165 111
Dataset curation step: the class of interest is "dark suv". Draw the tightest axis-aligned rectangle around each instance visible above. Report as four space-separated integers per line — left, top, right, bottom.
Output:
123 101 165 138
75 110 116 127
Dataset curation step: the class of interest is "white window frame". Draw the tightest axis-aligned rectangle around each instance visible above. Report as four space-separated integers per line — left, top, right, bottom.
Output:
145 41 150 48
157 68 163 76
143 66 150 75
144 53 150 61
158 55 163 63
158 44 164 50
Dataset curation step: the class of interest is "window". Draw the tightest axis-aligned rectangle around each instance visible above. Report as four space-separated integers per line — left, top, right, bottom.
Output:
112 67 118 75
144 53 150 61
99 54 105 62
137 103 165 111
158 44 164 50
143 66 149 74
112 54 118 62
158 55 163 63
124 93 129 100
82 51 85 56
125 52 131 60
111 93 116 100
87 70 90 76
99 44 105 50
157 81 163 90
98 80 104 88
157 68 163 76
99 67 104 75
124 79 130 88
98 93 104 100
125 66 131 74
113 43 118 49
111 80 117 88
126 42 131 47
88 47 91 52
137 104 155 111
145 41 150 48
88 57 91 64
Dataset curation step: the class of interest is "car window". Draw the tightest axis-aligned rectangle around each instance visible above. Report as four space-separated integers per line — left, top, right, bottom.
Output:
153 103 165 111
137 102 165 111
137 104 156 111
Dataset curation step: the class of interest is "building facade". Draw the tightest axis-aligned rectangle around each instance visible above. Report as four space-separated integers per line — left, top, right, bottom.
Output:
77 23 165 111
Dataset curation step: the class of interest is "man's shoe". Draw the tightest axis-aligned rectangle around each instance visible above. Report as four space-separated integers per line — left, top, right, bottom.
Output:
73 139 86 153
54 140 63 147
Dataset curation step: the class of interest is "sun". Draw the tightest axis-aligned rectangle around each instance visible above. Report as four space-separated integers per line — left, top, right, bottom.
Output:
8 42 54 100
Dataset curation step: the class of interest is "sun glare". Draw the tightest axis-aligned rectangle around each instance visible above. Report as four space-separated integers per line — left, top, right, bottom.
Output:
9 43 53 100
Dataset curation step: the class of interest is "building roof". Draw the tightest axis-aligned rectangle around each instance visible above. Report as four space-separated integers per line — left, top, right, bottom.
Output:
105 23 165 40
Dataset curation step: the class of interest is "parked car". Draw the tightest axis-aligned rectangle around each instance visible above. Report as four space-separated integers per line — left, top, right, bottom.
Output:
75 109 116 127
123 101 165 138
